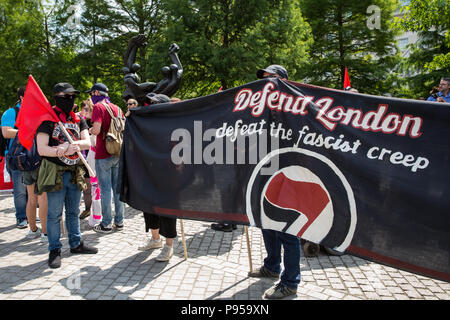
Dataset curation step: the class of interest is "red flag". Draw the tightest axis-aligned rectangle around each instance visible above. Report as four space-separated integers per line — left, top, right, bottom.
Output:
16 75 60 150
343 66 351 90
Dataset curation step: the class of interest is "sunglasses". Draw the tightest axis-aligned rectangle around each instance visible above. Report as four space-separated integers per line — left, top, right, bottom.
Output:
127 102 137 106
56 94 77 99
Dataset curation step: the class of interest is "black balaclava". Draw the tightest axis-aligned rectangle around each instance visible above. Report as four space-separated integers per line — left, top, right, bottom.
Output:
54 95 76 117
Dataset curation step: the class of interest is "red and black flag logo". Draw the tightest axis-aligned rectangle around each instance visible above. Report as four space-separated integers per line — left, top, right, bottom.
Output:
246 147 357 252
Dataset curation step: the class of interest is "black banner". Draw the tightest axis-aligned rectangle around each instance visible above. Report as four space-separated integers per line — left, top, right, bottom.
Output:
119 78 450 281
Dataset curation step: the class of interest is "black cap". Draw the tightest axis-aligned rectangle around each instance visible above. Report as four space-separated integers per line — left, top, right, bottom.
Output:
145 93 171 104
86 83 109 96
53 83 80 95
257 64 288 80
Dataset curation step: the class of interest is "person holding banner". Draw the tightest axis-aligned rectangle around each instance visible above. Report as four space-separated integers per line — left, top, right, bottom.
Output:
248 65 301 299
35 83 98 269
137 93 178 262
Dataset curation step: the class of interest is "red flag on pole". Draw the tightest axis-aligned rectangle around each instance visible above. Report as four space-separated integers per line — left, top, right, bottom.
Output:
344 66 351 90
16 75 60 150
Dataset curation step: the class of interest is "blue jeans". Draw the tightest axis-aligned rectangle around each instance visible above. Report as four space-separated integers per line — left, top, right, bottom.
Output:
95 156 124 227
7 165 27 221
262 229 301 289
47 172 82 251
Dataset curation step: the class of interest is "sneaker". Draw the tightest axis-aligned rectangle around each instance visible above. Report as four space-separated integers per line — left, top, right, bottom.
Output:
156 244 173 262
264 282 297 299
25 227 41 239
93 223 113 234
113 223 124 231
138 237 163 251
248 266 280 278
79 209 91 220
16 219 28 229
211 223 237 232
70 241 98 254
40 233 48 243
48 249 61 269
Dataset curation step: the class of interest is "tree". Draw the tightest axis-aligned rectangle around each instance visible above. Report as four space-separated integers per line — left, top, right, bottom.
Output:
299 0 402 95
397 0 450 98
153 0 312 98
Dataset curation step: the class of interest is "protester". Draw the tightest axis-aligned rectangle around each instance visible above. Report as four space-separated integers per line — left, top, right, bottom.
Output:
137 93 177 262
88 83 125 233
36 83 98 269
427 78 450 103
1 86 28 229
79 99 94 220
247 64 301 299
124 98 138 117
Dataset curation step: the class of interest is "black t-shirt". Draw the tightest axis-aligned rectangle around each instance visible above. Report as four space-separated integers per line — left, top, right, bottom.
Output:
36 109 88 167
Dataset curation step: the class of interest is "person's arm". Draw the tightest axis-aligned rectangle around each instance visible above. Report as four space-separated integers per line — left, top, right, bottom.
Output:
36 132 69 158
70 129 91 151
1 109 18 138
89 122 101 136
1 126 17 139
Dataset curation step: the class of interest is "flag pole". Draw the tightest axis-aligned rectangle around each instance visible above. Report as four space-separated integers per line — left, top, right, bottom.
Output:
244 226 253 273
57 122 96 177
179 219 188 260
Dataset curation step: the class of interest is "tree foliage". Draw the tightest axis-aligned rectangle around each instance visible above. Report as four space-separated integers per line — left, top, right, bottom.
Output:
299 0 402 95
396 0 450 98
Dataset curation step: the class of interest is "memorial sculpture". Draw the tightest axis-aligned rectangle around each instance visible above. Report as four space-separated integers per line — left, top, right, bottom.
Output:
122 34 183 105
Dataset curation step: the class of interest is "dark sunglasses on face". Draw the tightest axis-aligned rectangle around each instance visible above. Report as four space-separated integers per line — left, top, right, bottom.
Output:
127 102 137 106
56 94 77 100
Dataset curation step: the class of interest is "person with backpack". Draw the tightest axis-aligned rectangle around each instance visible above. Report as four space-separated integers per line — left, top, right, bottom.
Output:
1 86 28 229
88 83 125 234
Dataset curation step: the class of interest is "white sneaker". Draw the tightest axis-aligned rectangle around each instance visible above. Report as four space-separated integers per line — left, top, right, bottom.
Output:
25 227 41 239
40 233 48 243
138 237 163 251
156 244 173 262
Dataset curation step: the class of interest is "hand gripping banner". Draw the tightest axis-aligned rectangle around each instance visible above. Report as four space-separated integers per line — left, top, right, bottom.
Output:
119 78 450 281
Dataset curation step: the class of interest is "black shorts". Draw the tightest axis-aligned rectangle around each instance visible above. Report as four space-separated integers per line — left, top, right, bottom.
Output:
22 168 39 186
143 211 177 238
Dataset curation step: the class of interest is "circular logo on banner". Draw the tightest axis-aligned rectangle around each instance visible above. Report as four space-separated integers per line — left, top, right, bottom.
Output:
246 147 357 252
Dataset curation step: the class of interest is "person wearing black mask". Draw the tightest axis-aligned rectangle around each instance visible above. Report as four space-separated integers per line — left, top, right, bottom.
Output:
36 83 98 269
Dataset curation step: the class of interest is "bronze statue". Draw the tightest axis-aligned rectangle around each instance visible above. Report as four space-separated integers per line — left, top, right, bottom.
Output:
122 34 183 105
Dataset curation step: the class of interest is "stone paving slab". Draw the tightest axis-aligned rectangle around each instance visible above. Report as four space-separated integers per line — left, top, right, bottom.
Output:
0 191 448 300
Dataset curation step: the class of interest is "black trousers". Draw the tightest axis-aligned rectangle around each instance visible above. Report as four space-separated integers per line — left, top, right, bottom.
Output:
143 211 177 238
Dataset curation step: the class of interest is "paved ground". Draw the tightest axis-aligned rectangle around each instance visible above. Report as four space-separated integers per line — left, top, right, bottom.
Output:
0 191 448 301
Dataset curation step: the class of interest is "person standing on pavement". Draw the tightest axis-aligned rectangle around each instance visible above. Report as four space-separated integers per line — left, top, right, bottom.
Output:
88 83 125 233
1 86 28 229
248 64 301 300
137 93 177 262
36 83 98 269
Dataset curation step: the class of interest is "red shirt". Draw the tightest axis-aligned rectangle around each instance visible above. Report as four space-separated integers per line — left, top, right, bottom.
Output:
91 101 123 159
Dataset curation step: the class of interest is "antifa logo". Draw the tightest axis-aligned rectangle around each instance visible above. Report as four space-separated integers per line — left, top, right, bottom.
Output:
262 170 332 237
246 147 357 252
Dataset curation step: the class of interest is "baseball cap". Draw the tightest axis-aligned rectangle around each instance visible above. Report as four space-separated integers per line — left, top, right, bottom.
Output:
145 93 171 104
53 83 80 95
256 64 288 80
86 83 109 96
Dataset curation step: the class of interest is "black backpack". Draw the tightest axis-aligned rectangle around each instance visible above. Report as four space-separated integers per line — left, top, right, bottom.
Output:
0 106 20 157
6 136 41 171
